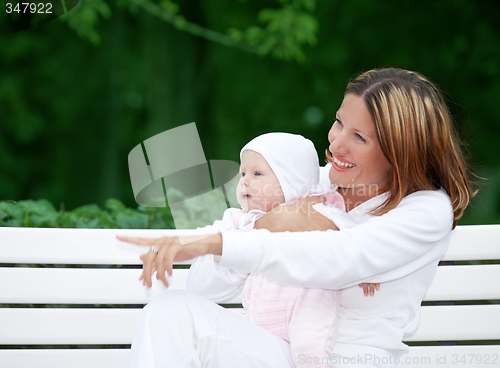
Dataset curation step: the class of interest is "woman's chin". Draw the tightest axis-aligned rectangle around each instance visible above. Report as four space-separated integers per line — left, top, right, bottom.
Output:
329 171 352 188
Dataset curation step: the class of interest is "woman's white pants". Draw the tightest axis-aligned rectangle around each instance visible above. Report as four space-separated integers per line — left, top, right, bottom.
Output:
127 290 294 368
127 290 380 368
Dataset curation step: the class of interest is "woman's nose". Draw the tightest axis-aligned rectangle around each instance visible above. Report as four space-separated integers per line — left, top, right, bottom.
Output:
329 130 348 155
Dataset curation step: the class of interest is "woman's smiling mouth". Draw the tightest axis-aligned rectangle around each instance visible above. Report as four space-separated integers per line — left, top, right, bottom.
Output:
333 156 356 169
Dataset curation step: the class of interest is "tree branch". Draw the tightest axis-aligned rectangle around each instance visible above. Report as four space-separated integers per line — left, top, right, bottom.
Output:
131 0 259 54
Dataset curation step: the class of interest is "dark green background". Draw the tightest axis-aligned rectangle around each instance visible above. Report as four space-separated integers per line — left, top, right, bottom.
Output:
1 0 499 225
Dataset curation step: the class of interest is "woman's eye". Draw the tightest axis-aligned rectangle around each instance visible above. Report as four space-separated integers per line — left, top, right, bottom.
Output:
335 118 343 126
356 133 366 142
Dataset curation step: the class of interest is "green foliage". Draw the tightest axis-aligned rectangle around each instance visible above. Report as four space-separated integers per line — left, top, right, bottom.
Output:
459 168 500 225
225 0 318 61
61 0 319 61
256 4 318 61
0 188 238 229
166 187 233 229
1 0 500 225
62 0 112 45
0 199 175 229
227 1 318 61
159 0 180 14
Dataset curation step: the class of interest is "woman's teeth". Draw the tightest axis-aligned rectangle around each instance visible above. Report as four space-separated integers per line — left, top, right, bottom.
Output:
334 157 356 168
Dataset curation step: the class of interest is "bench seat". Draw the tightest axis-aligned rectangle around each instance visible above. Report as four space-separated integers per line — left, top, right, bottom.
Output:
1 225 499 368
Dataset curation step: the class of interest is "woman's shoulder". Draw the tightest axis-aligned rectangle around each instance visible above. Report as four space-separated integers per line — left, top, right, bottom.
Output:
395 188 453 229
401 188 452 208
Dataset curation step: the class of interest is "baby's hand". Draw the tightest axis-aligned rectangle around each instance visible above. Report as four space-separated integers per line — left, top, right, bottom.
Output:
358 283 380 296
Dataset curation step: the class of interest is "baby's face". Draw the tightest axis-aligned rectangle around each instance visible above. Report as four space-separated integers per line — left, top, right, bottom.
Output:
237 150 285 212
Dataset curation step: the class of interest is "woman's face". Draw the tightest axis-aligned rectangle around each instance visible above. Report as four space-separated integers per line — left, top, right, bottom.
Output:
328 94 391 196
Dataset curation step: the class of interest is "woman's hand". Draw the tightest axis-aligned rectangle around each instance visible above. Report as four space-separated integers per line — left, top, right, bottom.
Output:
254 197 339 232
116 233 222 288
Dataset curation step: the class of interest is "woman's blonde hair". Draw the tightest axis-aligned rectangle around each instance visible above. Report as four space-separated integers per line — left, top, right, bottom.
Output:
327 68 475 229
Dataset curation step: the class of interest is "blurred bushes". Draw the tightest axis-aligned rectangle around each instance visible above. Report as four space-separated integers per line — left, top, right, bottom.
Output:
0 198 175 229
0 186 238 228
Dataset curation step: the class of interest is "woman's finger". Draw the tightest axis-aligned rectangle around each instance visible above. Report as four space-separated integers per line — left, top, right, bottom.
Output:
141 250 158 288
139 264 157 282
154 247 170 288
164 246 176 277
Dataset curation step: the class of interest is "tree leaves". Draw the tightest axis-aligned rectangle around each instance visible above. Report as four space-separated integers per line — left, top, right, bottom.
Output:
62 0 112 45
61 0 319 61
254 3 318 61
226 2 318 61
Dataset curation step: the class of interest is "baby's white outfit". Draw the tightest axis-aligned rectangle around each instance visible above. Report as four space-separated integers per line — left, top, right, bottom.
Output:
188 133 357 367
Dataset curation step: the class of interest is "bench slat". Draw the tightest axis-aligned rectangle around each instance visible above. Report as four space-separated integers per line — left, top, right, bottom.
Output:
0 228 194 265
0 267 235 305
442 225 500 261
1 305 499 345
0 309 140 345
0 349 130 368
405 304 500 341
0 267 241 305
2 264 499 304
424 264 500 301
1 225 499 264
0 267 168 304
399 345 500 367
1 345 499 368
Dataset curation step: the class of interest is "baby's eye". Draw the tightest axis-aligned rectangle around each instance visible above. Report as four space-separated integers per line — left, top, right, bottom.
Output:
254 172 261 176
240 172 245 177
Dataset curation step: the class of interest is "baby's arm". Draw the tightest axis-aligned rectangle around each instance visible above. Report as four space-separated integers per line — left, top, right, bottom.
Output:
187 254 248 302
187 208 249 303
358 282 380 296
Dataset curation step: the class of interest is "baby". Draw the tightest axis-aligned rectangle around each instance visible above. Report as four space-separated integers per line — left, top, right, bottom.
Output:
187 133 377 367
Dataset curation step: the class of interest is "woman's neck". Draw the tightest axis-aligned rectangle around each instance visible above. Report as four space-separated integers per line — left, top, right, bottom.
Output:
337 186 381 212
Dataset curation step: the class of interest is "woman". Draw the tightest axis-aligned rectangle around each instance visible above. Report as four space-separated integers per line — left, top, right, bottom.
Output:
118 68 475 368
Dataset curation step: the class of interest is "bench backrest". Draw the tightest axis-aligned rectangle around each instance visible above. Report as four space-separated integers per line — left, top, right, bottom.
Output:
1 225 499 368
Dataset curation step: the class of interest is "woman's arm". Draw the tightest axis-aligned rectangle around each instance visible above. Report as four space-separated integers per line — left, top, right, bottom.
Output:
254 196 339 232
119 190 452 290
218 189 453 289
117 208 230 289
117 233 223 288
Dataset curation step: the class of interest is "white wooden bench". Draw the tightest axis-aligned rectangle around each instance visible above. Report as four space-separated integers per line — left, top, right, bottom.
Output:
1 225 499 368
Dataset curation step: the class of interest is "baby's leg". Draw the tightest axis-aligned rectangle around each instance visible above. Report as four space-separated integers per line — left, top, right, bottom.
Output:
288 288 339 368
